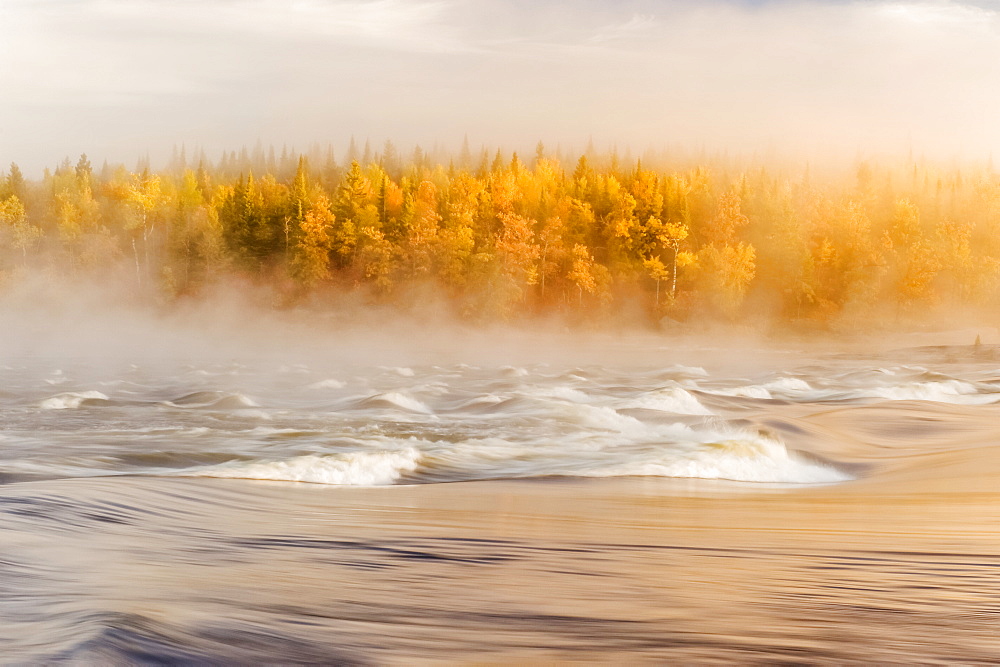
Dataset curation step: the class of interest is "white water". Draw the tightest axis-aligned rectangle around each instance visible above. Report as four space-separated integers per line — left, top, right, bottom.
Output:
9 350 1000 487
38 390 109 410
194 448 424 485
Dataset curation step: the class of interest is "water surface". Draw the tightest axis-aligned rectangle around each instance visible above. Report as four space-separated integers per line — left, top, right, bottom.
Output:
3 337 1000 662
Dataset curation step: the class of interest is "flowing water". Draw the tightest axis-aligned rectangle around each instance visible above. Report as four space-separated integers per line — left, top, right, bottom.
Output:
3 331 1000 662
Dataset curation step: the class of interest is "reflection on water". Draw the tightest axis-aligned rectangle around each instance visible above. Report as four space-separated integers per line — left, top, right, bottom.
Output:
3 343 1000 661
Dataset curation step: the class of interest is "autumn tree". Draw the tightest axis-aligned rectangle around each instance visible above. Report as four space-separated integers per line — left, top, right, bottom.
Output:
0 196 42 265
883 198 940 311
567 243 598 306
402 180 441 278
290 195 334 288
166 169 224 293
693 189 756 317
1 163 25 201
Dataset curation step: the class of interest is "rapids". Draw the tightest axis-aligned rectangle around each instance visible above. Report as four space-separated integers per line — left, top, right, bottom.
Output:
3 336 1000 661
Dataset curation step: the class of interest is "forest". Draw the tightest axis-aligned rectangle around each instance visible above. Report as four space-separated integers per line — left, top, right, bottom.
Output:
1 140 999 330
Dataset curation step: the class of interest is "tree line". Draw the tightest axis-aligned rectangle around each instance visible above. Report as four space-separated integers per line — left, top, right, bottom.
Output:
1 143 999 328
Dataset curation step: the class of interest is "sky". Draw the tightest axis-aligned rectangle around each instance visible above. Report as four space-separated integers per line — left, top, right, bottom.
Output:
1 0 999 173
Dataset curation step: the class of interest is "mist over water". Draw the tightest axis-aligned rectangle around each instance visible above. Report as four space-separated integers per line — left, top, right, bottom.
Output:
3 295 1000 660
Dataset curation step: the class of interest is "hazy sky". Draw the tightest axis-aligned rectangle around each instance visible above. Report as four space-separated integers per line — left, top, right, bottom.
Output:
2 0 999 173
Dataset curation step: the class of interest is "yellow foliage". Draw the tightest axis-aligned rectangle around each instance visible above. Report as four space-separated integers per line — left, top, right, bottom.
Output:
568 244 598 295
290 198 333 287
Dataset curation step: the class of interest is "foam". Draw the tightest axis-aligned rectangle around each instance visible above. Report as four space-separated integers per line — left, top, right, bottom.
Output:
565 404 648 433
866 380 995 404
579 433 851 484
524 385 592 403
709 377 812 401
190 448 422 485
714 385 773 399
39 391 109 410
629 386 714 415
763 377 813 394
361 391 433 414
308 379 346 390
210 394 261 409
165 392 260 409
460 394 506 406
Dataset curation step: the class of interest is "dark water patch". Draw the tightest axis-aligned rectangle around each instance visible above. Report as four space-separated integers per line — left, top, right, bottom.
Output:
0 492 188 532
164 391 259 410
759 418 811 436
169 391 230 406
781 447 870 479
692 390 792 411
451 395 536 415
44 612 361 665
111 450 253 470
0 471 54 485
617 407 707 426
230 536 517 566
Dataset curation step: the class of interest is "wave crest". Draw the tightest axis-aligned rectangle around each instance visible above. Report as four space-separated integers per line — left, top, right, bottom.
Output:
629 386 713 415
39 391 109 410
188 448 422 485
582 434 851 484
356 392 432 414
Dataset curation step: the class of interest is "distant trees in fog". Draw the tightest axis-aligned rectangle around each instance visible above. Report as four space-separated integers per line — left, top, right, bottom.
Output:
1 145 999 328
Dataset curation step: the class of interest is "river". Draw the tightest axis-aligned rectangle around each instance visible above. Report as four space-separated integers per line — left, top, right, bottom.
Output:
3 329 999 662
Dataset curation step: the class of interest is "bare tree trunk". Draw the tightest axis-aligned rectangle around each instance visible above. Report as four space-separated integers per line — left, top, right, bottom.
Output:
132 238 141 287
670 244 679 298
540 243 547 298
143 218 153 282
284 216 291 260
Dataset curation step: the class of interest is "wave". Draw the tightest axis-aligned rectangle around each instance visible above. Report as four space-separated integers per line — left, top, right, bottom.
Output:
712 385 774 399
697 374 1000 406
660 364 709 378
627 386 714 415
522 385 592 403
355 391 433 414
426 427 850 485
576 434 851 484
562 404 649 433
763 377 813 394
164 392 260 409
860 380 999 404
307 378 346 390
39 391 109 410
706 377 813 401
188 448 422 485
181 430 848 486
